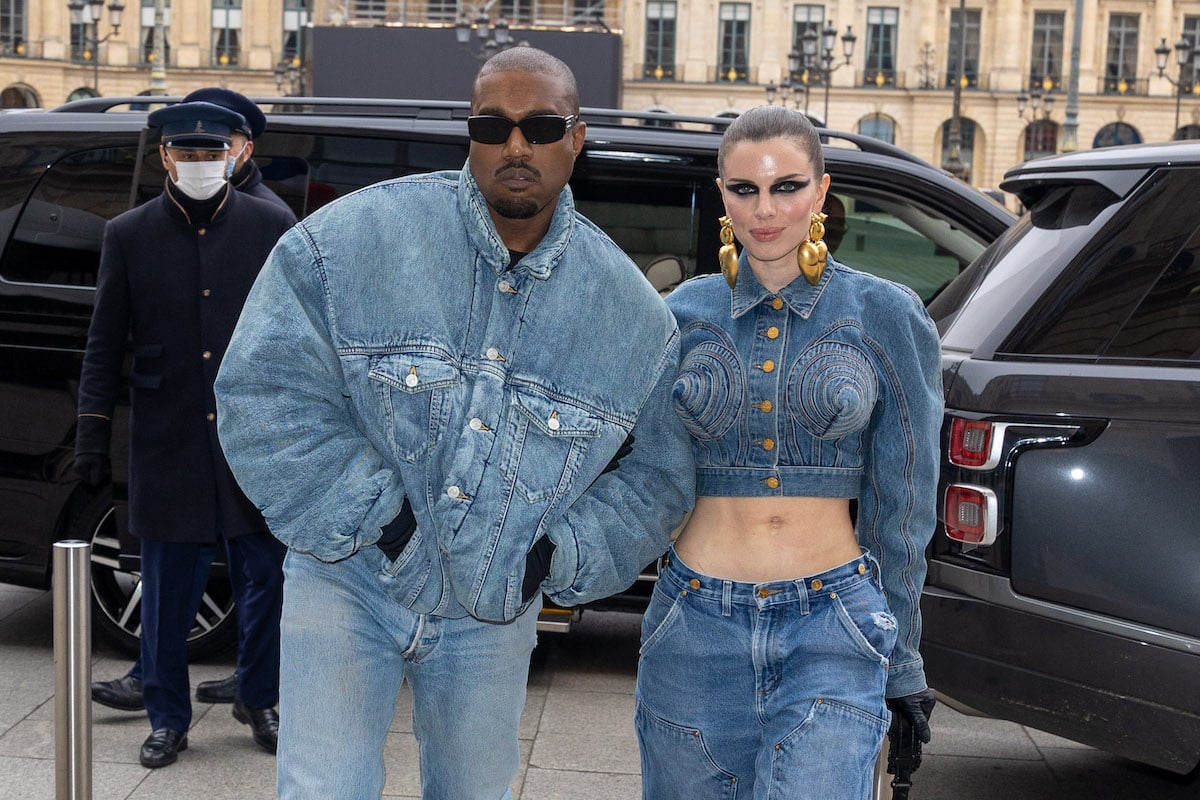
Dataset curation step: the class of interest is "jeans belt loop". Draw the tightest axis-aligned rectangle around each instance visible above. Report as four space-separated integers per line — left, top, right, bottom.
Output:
721 580 733 617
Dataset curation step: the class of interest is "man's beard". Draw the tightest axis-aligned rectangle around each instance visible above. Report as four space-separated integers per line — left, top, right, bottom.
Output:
491 198 539 219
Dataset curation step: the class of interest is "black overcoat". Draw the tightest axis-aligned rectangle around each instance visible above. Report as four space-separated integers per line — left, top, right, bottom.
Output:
78 186 295 543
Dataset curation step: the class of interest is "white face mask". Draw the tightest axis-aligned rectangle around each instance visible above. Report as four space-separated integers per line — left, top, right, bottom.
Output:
226 145 246 179
170 157 228 200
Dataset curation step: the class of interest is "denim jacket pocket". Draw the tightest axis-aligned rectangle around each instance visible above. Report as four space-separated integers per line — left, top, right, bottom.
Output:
509 389 602 503
368 353 460 463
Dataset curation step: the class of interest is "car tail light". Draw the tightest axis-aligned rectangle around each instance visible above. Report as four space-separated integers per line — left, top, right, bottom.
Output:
944 483 998 545
949 418 1001 469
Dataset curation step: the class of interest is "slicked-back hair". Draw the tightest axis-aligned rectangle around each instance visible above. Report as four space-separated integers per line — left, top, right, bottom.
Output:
472 47 580 114
717 105 824 179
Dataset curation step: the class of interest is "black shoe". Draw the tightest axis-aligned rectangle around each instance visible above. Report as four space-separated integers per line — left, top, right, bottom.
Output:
195 673 237 704
139 728 188 768
91 674 144 712
233 699 279 754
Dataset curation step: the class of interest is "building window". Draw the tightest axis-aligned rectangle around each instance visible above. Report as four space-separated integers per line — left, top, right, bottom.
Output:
1104 14 1140 94
1183 16 1200 91
70 21 89 62
1175 123 1200 140
499 0 532 24
946 8 980 89
283 0 307 64
864 7 898 87
1093 122 1142 148
1030 11 1064 89
140 0 170 66
1 0 26 56
211 0 241 66
644 0 676 80
1023 119 1058 160
859 114 895 144
792 5 825 85
941 117 976 179
717 3 750 83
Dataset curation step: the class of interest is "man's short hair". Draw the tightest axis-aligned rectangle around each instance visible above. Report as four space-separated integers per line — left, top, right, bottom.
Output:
472 47 580 114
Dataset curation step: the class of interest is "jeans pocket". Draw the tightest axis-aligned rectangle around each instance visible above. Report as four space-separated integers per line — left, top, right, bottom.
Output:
639 582 685 657
771 698 888 797
635 703 739 800
831 578 898 664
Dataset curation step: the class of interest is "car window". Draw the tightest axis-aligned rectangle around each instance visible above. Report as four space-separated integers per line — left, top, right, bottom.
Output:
1008 167 1200 361
826 188 989 303
0 147 137 287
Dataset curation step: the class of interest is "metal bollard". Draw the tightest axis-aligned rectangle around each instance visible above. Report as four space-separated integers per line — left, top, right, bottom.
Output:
53 540 92 800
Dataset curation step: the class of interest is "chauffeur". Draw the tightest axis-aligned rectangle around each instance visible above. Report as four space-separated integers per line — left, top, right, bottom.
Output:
75 101 296 769
92 87 297 713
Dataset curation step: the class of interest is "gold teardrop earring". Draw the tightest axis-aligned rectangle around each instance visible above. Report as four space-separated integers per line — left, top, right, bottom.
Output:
797 211 829 285
718 215 738 290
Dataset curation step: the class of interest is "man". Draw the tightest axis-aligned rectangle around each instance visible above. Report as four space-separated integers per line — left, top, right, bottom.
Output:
215 48 694 798
76 101 296 768
91 87 296 714
183 86 294 214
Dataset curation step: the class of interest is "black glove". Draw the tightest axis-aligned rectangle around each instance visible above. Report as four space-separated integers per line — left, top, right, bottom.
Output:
74 415 112 486
378 497 417 561
73 452 111 487
521 535 556 603
601 432 635 475
886 688 937 744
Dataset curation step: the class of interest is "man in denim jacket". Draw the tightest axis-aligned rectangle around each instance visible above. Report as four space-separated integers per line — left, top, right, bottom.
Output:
214 48 694 799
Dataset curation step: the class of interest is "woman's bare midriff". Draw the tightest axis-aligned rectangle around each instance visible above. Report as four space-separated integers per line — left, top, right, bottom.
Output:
673 495 861 582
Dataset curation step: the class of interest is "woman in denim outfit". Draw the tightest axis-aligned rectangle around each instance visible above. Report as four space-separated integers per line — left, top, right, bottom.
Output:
635 105 943 799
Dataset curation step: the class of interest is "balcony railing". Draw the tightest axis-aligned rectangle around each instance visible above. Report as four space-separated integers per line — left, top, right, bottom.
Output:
343 1 622 31
1100 75 1149 96
639 62 678 80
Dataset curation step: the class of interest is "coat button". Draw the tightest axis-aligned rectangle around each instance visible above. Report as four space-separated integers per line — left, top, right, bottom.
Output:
486 346 505 361
770 297 784 310
753 400 772 413
761 438 775 451
498 279 514 293
198 228 207 236
206 412 215 422
761 360 775 373
202 289 211 297
765 326 780 339
765 476 780 489
202 351 212 360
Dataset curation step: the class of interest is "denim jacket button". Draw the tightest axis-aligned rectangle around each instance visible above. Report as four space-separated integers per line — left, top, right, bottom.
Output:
497 279 513 293
447 485 461 498
469 417 485 430
486 346 504 361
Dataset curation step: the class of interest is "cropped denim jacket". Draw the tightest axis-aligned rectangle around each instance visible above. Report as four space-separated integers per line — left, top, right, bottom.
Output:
214 167 694 623
666 257 942 697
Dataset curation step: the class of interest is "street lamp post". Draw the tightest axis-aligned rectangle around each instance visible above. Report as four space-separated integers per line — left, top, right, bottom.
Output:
764 77 807 113
795 22 856 126
455 6 527 61
1154 35 1198 138
67 0 125 94
944 0 968 180
1016 77 1057 121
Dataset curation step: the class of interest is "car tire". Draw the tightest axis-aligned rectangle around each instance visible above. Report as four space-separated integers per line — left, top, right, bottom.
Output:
68 490 238 661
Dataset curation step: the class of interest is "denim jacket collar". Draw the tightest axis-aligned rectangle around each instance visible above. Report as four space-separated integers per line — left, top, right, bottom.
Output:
456 163 576 281
729 250 833 321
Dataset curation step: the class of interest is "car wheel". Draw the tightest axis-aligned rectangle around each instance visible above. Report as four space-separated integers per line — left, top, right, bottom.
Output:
71 491 238 660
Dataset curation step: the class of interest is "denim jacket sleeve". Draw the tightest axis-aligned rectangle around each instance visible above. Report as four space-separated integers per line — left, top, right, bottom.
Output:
214 227 407 562
857 293 944 699
542 330 695 607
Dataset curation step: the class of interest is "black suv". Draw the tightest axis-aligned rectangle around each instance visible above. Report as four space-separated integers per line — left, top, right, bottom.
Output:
923 141 1200 776
0 97 1012 658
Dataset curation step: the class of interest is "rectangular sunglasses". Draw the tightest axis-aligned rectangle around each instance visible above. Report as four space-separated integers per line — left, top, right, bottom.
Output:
466 114 578 145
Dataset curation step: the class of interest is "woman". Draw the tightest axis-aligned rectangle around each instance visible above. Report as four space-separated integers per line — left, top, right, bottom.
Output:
635 105 942 799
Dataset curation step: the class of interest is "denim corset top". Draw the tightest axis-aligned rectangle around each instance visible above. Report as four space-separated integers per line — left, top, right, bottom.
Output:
666 258 932 499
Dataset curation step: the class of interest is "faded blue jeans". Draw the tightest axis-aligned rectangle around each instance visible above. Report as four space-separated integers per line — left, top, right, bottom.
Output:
635 547 896 800
276 548 538 800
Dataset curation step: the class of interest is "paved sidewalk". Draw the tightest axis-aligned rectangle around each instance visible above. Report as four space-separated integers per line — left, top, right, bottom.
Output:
1 583 1196 799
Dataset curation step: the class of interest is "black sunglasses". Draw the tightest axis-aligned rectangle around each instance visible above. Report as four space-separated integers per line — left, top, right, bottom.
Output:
466 114 578 145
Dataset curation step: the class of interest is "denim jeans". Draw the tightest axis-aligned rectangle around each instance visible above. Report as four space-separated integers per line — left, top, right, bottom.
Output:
276 548 538 800
635 547 896 800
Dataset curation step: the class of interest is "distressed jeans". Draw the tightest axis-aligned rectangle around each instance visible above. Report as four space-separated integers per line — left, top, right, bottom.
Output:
276 548 538 800
635 547 896 800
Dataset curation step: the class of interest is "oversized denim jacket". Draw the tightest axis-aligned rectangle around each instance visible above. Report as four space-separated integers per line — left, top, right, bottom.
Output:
666 256 942 697
214 167 695 623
